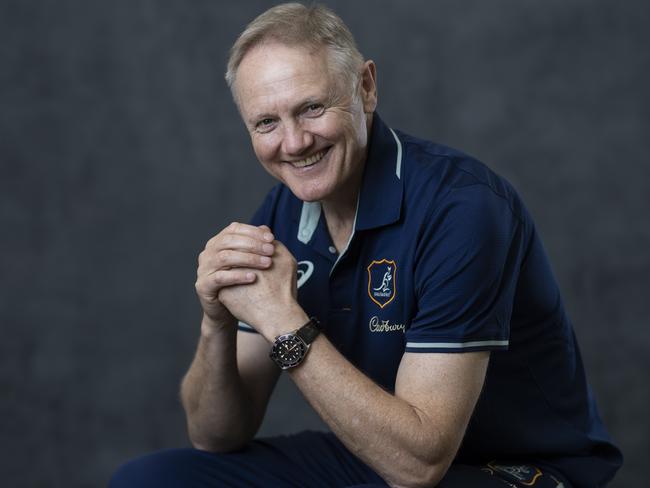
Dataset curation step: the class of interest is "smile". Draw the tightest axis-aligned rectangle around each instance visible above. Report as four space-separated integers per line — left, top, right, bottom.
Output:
290 150 326 168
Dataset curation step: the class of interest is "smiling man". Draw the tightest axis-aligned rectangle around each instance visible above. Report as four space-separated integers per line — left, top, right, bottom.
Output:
111 3 621 487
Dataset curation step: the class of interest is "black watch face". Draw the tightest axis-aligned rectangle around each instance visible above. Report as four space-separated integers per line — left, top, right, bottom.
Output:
271 335 307 369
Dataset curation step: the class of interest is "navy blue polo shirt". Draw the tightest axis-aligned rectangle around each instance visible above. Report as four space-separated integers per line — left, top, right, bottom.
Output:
239 114 622 486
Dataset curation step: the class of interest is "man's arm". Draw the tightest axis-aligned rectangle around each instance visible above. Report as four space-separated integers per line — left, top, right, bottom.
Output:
290 335 488 488
180 319 279 452
180 223 279 452
218 241 489 487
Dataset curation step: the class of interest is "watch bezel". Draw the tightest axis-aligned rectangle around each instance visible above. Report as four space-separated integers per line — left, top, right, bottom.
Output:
269 332 308 369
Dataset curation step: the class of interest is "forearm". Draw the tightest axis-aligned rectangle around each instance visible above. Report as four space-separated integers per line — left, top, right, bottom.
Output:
290 337 451 488
180 315 258 452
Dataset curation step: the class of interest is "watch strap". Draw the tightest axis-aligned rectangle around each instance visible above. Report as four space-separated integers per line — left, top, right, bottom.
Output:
295 317 321 345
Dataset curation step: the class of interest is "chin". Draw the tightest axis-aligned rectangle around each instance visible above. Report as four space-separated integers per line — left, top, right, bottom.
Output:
291 190 325 203
288 184 330 203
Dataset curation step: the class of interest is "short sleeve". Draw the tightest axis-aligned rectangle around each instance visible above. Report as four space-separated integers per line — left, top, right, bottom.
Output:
405 185 525 353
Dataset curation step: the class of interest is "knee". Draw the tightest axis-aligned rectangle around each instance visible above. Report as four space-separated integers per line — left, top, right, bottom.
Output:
109 448 201 488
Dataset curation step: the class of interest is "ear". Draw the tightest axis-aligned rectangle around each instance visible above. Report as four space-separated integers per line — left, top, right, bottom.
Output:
359 60 378 114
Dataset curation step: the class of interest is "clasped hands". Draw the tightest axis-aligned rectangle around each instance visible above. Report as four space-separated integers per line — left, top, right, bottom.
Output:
195 222 307 341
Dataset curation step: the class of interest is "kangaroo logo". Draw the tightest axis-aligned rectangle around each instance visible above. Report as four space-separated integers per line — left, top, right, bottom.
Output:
373 267 393 293
367 259 397 308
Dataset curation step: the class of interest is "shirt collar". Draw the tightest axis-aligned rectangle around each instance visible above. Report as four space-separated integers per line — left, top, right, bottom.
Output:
355 113 404 231
295 113 404 242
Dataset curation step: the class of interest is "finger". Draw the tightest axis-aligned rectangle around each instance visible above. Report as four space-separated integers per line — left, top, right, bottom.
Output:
199 250 272 275
257 225 275 242
195 269 256 295
211 269 257 288
206 233 275 256
207 222 274 248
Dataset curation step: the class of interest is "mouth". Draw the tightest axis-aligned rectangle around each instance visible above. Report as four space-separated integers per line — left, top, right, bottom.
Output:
289 149 328 169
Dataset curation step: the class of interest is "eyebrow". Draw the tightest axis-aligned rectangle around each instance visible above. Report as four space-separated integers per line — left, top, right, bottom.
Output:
246 96 326 125
299 97 323 109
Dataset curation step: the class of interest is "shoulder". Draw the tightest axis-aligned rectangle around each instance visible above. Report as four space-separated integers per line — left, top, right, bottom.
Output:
396 131 526 223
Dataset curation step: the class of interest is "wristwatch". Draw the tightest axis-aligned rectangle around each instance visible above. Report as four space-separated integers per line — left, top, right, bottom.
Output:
269 317 321 369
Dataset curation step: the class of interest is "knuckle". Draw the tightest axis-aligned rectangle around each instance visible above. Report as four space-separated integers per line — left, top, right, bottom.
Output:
212 272 224 285
206 234 219 249
194 279 206 293
217 250 231 266
223 234 235 247
213 271 230 286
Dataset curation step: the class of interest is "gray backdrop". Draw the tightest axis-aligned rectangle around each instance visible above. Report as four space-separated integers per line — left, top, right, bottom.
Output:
1 1 648 486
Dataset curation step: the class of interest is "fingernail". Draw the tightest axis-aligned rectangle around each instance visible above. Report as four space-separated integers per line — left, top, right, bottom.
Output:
260 256 271 265
263 243 274 254
246 272 255 281
263 232 274 242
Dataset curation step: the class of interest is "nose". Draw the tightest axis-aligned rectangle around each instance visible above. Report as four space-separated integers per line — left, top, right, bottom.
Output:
281 121 314 156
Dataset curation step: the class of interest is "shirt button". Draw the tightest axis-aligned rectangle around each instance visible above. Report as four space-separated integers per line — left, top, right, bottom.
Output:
328 246 337 254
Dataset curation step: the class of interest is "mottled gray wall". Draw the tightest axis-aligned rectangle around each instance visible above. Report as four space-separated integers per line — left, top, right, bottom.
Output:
1 1 648 486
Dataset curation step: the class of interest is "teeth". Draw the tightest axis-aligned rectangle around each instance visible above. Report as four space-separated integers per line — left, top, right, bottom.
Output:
291 150 325 168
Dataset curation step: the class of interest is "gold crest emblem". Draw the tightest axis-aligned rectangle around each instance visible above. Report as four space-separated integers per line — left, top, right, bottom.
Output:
367 259 397 308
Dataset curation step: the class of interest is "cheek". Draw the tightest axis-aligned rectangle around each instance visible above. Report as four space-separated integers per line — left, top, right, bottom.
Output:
327 109 366 146
252 136 278 164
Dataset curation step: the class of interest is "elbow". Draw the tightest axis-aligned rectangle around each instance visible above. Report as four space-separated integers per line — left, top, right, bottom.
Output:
185 414 256 454
190 438 248 454
413 460 450 488
187 426 252 454
387 460 450 488
386 434 455 488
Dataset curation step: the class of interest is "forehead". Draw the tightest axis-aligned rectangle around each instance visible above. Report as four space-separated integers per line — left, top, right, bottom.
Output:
235 43 338 117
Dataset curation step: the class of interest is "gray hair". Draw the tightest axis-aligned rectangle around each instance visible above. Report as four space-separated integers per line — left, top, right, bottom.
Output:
225 3 364 100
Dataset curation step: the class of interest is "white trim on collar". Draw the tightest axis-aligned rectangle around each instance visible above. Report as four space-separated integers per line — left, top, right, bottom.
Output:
389 128 402 179
297 201 321 244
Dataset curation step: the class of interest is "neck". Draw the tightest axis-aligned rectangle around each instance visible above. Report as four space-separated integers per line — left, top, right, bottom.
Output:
321 183 359 253
322 199 356 253
323 197 354 222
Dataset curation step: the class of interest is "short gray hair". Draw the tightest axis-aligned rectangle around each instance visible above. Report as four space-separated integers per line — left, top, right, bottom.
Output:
225 3 364 99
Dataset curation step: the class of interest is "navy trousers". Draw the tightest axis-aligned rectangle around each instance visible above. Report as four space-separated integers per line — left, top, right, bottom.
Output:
110 431 570 487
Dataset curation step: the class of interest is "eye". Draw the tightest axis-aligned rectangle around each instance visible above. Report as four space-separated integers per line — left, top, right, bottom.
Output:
255 118 276 133
305 103 325 116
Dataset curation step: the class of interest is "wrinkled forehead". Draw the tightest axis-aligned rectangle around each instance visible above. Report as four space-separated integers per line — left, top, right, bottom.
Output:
234 42 348 111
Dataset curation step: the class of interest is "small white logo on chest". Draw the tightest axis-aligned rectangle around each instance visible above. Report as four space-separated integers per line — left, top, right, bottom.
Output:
297 261 314 288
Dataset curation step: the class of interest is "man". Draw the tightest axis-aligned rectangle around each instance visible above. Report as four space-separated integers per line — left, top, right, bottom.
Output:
111 3 621 487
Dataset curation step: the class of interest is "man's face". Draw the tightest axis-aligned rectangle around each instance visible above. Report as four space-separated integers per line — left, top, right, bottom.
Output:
234 42 377 205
